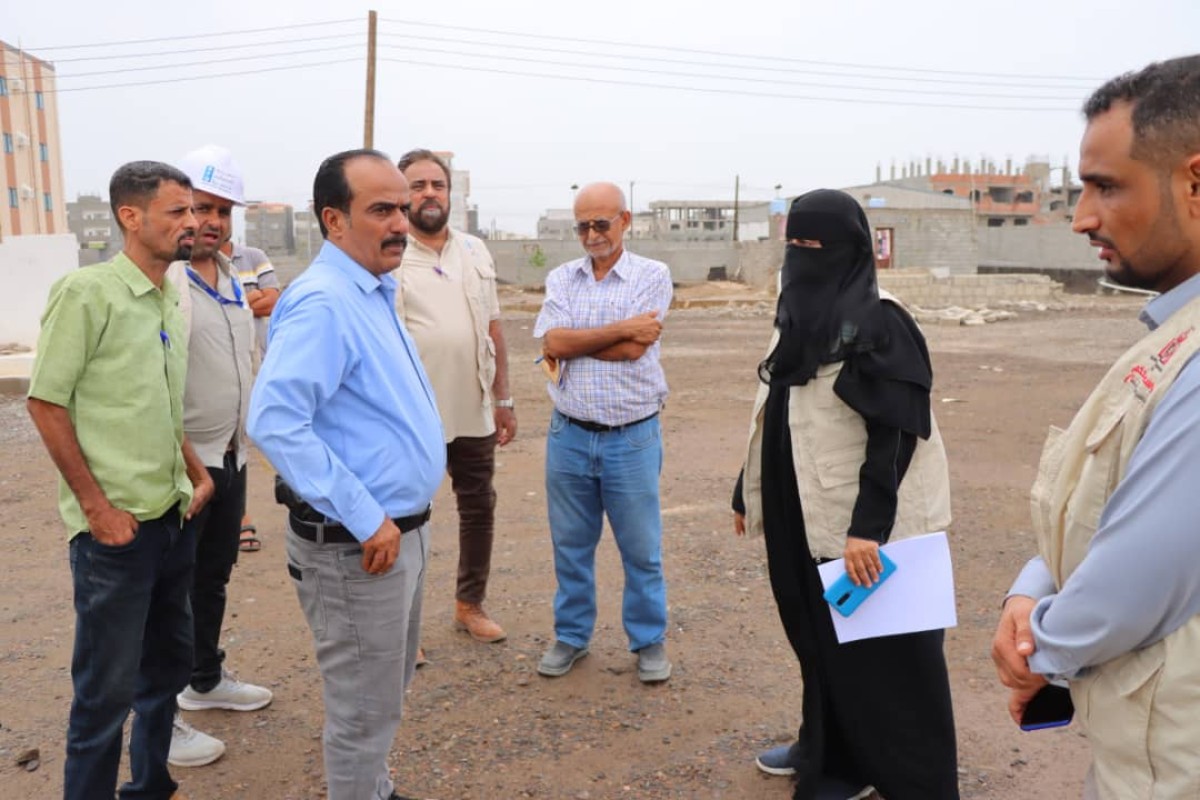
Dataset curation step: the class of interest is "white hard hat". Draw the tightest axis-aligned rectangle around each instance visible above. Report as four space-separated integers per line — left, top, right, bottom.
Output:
178 144 245 205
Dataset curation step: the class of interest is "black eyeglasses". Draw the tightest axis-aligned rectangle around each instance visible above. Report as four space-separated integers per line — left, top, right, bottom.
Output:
574 213 622 236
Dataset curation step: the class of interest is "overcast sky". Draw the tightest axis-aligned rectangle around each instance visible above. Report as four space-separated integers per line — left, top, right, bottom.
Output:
3 0 1197 236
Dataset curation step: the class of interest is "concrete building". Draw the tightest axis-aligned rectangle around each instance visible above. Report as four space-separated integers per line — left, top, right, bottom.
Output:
432 150 472 233
245 202 295 256
293 207 319 262
649 199 770 241
873 156 1081 228
537 208 576 241
67 194 122 266
839 182 977 274
1 41 67 240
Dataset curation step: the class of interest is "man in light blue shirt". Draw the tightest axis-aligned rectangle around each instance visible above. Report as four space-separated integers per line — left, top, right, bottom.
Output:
993 56 1200 797
248 149 444 800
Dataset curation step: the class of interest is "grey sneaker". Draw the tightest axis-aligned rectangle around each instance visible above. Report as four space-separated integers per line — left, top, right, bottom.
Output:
177 671 273 712
755 743 797 776
537 641 588 677
636 642 672 683
168 715 225 768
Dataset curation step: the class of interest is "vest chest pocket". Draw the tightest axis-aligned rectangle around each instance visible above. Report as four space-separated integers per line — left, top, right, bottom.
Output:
814 443 865 489
1069 404 1131 535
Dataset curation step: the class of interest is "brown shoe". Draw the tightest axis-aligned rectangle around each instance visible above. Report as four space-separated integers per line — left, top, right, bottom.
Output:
454 600 507 643
415 646 428 668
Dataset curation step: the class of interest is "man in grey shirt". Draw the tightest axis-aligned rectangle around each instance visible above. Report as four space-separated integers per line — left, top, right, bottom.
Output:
993 56 1200 797
166 145 274 768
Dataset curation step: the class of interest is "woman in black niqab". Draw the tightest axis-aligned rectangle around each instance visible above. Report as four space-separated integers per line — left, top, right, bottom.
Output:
741 190 960 799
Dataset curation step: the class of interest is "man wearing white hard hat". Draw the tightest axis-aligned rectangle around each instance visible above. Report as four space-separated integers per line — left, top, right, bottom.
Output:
165 145 273 769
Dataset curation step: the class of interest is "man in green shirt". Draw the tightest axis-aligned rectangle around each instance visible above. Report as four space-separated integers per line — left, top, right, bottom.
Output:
27 160 214 800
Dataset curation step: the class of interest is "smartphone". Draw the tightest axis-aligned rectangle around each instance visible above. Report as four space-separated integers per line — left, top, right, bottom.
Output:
1019 684 1074 731
822 550 897 617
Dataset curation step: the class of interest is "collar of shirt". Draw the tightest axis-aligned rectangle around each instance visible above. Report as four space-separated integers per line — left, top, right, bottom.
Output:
405 226 461 260
319 239 397 300
571 248 631 281
1139 271 1200 331
113 251 179 303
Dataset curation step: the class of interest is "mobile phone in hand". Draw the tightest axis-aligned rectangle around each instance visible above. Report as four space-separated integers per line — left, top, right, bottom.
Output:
823 550 897 617
1019 684 1074 731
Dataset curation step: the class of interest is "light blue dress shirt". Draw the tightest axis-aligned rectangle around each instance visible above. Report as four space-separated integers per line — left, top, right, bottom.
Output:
247 241 446 542
1010 271 1200 677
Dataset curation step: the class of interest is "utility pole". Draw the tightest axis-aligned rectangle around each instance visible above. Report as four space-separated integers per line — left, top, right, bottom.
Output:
629 180 635 238
732 174 740 243
363 10 378 149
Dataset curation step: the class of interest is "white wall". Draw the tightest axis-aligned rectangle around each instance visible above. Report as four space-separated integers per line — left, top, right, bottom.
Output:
0 234 80 347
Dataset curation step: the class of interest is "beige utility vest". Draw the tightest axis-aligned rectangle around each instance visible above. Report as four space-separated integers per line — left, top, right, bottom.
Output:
741 296 951 558
1030 294 1200 800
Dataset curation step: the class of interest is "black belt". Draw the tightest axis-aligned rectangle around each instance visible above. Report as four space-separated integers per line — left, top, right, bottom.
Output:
289 506 431 545
563 411 658 433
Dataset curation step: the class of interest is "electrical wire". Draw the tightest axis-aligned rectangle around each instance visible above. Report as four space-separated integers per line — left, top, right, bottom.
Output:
56 45 362 79
48 33 361 64
379 43 1081 101
378 31 1090 91
380 17 1102 84
379 57 1076 111
23 18 360 52
34 58 360 94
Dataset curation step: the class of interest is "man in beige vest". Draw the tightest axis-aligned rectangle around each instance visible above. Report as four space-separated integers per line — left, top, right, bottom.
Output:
993 55 1200 799
394 149 515 645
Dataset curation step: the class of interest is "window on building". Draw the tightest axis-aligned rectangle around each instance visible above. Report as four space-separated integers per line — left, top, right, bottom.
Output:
44 193 52 212
0 76 7 96
8 187 17 208
987 218 1005 227
1014 218 1029 226
2 133 11 154
39 142 49 162
35 91 45 110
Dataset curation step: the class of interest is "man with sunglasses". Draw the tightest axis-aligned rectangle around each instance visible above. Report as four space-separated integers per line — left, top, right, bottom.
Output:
533 182 674 682
165 145 273 769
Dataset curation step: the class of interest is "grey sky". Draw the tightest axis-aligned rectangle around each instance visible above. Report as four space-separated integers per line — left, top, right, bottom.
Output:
3 0 1197 236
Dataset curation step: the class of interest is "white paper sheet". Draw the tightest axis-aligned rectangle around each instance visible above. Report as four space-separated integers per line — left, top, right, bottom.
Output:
817 531 957 644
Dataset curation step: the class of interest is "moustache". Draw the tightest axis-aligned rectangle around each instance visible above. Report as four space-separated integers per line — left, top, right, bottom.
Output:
1088 235 1117 250
382 236 408 250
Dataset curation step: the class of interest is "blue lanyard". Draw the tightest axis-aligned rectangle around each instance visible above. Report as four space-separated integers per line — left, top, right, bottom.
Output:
186 266 244 307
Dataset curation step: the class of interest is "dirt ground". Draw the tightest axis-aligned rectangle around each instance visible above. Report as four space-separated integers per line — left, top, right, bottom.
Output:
0 292 1149 800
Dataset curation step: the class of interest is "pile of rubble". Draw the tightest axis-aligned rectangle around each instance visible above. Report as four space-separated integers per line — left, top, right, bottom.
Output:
910 305 1020 326
0 343 32 356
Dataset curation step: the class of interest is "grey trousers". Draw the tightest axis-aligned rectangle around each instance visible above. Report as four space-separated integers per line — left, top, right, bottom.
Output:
286 522 429 800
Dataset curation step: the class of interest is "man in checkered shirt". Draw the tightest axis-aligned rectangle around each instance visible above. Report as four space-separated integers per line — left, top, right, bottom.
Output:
533 181 674 684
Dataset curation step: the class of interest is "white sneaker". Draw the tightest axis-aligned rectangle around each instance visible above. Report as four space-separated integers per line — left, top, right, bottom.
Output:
168 715 225 768
177 672 273 712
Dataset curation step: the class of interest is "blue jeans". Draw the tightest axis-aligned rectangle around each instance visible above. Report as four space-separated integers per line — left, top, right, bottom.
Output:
545 409 667 652
65 509 195 800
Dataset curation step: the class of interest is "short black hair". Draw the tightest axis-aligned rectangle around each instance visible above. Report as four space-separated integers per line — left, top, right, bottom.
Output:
312 148 392 238
397 148 452 190
1083 55 1200 169
109 161 192 232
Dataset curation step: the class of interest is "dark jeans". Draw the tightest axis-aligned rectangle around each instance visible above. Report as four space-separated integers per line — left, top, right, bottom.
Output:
446 433 497 604
189 453 246 692
65 508 195 800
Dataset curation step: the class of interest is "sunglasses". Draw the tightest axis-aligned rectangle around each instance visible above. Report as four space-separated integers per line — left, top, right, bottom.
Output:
574 213 623 236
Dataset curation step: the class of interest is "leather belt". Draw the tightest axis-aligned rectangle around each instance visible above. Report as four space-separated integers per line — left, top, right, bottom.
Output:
563 412 658 433
289 506 431 545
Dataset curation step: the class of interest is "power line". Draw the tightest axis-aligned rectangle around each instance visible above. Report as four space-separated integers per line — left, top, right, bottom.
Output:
379 57 1076 112
49 33 360 64
30 58 359 94
378 31 1089 91
381 17 1102 84
23 18 360 52
57 45 362 80
380 44 1082 102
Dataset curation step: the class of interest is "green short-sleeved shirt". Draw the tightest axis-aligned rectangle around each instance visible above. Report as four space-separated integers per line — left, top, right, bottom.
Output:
28 252 192 538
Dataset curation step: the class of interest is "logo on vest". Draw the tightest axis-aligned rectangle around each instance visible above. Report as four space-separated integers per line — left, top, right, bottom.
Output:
1123 326 1195 399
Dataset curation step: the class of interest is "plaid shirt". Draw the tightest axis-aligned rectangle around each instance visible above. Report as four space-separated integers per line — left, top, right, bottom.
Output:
534 250 672 426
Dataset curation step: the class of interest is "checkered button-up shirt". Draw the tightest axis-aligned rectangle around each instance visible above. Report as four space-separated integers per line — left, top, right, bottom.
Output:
533 250 672 426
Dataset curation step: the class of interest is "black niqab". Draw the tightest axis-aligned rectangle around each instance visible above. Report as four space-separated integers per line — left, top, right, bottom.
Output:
759 189 933 439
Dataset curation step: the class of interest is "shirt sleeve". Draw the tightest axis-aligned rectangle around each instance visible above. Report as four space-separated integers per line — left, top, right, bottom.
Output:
1025 354 1200 678
847 421 917 543
247 290 387 540
634 262 673 319
255 257 280 290
533 267 571 338
28 276 100 407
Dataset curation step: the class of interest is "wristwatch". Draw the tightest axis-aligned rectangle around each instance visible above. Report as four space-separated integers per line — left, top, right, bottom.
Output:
495 398 515 409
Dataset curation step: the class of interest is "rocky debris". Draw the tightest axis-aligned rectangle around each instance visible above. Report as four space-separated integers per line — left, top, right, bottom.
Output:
0 343 32 356
911 305 1019 326
16 747 40 772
